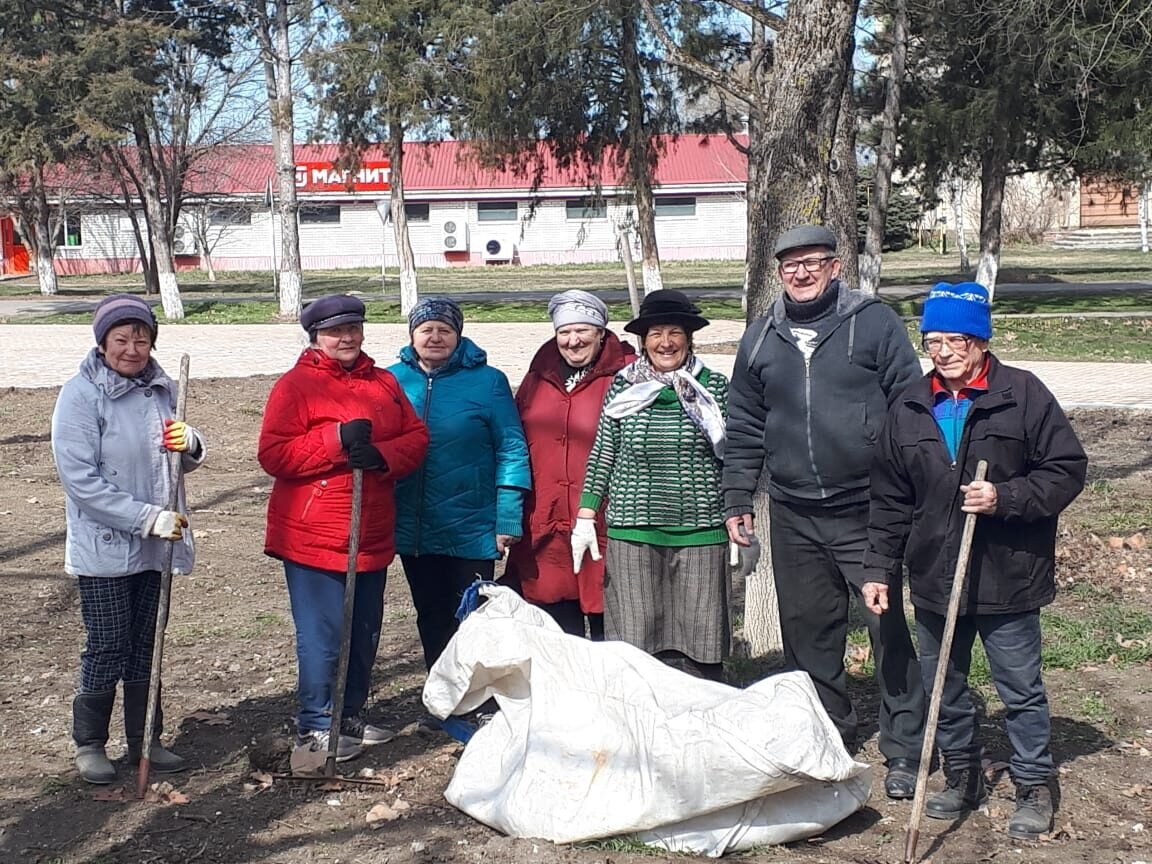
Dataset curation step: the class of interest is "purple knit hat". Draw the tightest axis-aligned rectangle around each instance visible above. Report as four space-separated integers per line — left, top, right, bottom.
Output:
92 294 158 345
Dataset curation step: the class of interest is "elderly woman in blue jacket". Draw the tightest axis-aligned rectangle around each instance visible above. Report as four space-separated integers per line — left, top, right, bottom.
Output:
51 294 206 785
389 297 530 672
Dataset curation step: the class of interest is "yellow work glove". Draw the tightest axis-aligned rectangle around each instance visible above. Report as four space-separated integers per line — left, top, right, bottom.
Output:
163 419 193 453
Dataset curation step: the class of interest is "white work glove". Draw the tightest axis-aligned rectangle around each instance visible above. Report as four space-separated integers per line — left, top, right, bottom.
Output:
149 510 189 541
571 517 601 574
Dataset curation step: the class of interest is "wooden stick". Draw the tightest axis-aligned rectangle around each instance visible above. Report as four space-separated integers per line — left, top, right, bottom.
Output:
904 459 988 863
325 468 364 777
137 354 190 799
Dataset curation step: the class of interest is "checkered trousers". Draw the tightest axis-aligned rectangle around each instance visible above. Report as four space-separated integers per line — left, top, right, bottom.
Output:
76 571 161 693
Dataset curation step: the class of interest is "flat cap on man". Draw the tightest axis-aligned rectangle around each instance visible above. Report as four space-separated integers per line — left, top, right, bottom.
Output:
773 224 839 259
300 294 366 334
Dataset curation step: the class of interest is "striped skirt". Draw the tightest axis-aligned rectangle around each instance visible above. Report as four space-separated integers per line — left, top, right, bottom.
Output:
603 539 729 664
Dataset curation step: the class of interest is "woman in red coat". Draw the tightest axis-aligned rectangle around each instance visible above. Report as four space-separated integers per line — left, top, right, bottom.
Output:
505 290 633 638
258 295 428 762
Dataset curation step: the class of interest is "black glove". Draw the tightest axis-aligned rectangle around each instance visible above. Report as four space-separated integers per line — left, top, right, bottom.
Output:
347 441 388 471
338 419 372 452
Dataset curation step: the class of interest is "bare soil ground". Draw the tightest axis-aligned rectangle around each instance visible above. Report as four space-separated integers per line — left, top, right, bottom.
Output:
1 378 1150 864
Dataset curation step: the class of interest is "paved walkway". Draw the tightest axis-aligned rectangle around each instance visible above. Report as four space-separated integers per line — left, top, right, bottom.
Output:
3 321 1151 409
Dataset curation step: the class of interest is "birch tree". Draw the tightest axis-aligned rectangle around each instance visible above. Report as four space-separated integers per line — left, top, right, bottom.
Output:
240 0 323 320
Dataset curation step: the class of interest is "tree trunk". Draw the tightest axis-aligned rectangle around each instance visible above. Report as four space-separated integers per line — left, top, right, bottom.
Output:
134 123 183 319
827 79 860 288
621 10 663 295
951 176 971 271
1139 180 1149 254
860 0 908 294
388 122 419 315
744 0 862 318
976 140 1008 296
742 484 782 657
27 176 59 296
616 223 641 316
266 0 302 319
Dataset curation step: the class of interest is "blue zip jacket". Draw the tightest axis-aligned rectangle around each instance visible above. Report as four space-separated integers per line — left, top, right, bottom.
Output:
388 337 530 559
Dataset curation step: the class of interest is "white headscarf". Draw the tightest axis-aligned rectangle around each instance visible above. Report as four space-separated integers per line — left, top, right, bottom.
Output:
548 290 608 330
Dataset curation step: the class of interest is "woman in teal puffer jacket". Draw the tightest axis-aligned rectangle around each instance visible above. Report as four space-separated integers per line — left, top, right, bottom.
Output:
388 297 530 671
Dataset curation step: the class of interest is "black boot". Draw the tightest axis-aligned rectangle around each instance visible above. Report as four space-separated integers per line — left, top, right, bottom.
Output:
925 762 987 820
73 690 117 784
123 681 186 774
1007 782 1054 839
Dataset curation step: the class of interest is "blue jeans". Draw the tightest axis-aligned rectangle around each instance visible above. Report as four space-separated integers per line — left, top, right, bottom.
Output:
283 561 387 733
915 608 1053 785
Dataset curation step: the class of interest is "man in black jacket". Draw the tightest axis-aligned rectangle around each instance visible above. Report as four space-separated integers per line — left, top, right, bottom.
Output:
723 224 926 799
863 281 1087 839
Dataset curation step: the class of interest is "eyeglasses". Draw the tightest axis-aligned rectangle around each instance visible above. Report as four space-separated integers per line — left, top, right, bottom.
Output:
779 256 835 275
921 334 973 355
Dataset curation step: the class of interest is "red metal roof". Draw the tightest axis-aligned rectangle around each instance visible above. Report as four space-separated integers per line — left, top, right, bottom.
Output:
54 134 746 198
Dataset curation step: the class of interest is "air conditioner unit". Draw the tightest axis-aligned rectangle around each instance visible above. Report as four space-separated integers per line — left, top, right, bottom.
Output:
481 235 515 263
172 225 198 256
442 218 468 251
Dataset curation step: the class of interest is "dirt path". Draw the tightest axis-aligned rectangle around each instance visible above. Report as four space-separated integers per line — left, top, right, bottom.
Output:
1 379 1150 864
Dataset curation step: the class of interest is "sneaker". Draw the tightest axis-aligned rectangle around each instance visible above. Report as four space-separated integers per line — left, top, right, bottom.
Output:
1007 783 1054 839
925 763 988 820
294 729 363 763
340 715 395 745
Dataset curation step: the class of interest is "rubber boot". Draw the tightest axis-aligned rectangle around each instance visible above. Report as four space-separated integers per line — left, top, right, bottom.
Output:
123 681 187 774
73 690 117 785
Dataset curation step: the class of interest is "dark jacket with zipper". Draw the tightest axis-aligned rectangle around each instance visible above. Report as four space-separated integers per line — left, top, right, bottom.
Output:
865 353 1087 616
722 279 922 513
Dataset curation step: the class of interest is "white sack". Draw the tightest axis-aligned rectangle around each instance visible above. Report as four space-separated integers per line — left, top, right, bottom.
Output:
424 584 872 856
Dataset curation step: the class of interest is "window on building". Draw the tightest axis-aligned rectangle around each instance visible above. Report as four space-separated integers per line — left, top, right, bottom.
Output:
209 206 253 226
404 202 430 222
54 212 83 247
299 204 341 224
477 201 518 222
655 196 697 218
565 198 607 220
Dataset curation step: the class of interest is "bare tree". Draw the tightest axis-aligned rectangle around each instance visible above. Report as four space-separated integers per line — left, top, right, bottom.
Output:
242 0 324 320
859 0 908 293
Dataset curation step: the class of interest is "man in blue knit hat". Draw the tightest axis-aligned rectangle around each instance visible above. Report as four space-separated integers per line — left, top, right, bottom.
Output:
863 281 1087 839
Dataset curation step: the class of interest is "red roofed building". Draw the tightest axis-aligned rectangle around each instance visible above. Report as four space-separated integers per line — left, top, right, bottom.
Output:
1 134 749 275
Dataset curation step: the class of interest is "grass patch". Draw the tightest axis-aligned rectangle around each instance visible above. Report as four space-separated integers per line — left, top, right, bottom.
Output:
1074 478 1152 535
23 298 748 326
882 245 1152 285
579 837 687 855
900 316 1152 362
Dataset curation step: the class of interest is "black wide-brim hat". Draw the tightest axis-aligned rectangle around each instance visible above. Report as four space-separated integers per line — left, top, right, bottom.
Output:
624 289 710 335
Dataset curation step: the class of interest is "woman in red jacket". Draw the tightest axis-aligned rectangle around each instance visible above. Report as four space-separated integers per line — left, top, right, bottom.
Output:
258 295 428 762
505 290 633 638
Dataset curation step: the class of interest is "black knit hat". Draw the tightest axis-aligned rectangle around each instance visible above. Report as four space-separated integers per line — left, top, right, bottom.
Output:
624 289 709 336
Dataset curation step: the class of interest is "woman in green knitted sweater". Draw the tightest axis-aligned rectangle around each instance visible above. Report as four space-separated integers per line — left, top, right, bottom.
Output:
572 290 730 680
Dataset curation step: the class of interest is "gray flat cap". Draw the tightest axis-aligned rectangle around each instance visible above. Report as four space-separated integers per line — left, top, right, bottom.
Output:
773 224 839 259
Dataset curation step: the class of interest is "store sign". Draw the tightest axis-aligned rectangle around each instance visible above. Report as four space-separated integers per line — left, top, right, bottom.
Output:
294 160 391 192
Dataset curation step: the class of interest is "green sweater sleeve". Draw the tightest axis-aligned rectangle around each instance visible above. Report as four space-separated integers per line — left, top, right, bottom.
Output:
579 377 624 507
